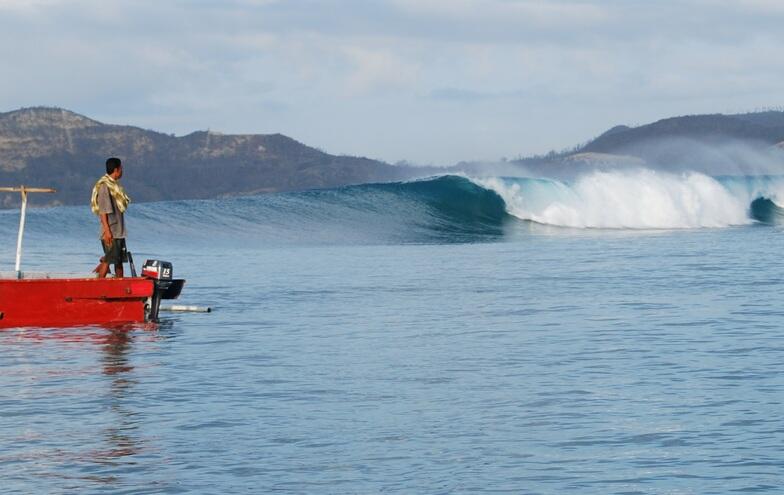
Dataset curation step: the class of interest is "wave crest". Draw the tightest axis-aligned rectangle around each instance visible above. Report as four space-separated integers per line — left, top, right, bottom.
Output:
478 170 756 229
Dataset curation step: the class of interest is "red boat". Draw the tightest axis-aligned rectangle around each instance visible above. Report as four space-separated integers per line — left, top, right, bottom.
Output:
0 186 184 329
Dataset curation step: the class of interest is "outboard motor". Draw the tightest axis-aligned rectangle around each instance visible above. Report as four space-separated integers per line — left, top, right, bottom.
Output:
142 260 185 321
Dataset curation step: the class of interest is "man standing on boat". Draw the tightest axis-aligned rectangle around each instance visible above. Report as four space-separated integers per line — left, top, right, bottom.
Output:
91 157 131 278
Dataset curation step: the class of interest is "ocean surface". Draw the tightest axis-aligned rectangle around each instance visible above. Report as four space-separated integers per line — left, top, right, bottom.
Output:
2 169 784 494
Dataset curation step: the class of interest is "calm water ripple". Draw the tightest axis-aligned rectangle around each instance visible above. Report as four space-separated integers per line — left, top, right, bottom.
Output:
2 223 784 493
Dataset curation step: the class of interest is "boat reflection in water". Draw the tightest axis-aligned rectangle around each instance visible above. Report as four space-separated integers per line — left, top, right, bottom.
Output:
2 324 177 490
98 328 142 464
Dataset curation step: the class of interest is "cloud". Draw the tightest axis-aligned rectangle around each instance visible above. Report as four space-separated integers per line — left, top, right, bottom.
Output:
700 0 784 14
343 46 420 95
429 88 527 102
389 0 609 27
0 0 784 165
0 0 60 12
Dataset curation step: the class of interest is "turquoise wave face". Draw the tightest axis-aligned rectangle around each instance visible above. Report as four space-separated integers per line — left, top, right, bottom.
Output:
717 175 784 224
3 172 784 251
334 175 510 235
0 175 512 247
749 198 784 224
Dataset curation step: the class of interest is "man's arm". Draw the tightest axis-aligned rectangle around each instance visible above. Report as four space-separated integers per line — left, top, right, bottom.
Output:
96 184 114 245
100 213 113 245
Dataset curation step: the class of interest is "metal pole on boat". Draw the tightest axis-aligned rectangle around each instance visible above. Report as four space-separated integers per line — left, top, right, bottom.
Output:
0 186 56 279
15 188 27 278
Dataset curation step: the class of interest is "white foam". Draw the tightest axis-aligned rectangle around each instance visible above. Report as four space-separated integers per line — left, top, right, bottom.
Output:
476 169 753 229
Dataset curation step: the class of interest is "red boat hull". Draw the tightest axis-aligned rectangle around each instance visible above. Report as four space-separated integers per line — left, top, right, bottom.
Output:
0 277 155 328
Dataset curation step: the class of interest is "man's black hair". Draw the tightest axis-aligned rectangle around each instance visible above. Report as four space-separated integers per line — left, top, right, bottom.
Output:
106 157 122 174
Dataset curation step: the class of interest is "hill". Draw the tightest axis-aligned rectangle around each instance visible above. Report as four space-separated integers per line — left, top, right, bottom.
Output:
506 110 784 176
582 111 784 154
0 107 415 207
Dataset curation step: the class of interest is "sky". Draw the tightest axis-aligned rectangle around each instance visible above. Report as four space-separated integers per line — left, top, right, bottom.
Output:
1 0 783 166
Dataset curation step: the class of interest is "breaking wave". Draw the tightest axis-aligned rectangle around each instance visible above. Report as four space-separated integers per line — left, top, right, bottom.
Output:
2 170 784 248
477 170 784 229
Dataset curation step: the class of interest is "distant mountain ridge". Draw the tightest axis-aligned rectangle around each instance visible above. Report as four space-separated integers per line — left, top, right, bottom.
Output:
582 111 784 154
508 110 784 176
0 107 414 207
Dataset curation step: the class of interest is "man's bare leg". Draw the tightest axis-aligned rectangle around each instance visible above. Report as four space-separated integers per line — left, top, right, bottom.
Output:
115 263 124 279
93 256 107 273
97 262 110 278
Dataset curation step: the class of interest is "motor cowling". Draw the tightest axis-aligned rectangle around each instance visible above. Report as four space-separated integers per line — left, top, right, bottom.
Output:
142 260 173 280
142 260 185 321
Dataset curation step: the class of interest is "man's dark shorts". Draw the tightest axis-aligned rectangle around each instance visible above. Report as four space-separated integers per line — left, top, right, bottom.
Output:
102 238 128 265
